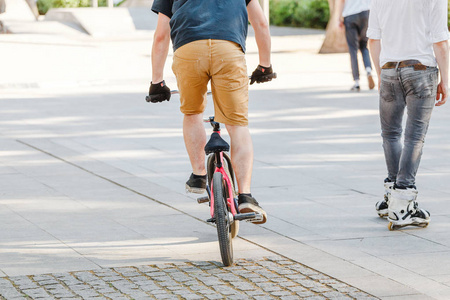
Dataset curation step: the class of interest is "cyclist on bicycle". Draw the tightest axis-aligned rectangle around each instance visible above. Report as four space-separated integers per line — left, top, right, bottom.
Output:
148 0 274 224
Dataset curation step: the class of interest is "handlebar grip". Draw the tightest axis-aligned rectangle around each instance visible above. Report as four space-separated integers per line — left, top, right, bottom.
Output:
203 116 214 123
248 72 277 81
145 94 169 103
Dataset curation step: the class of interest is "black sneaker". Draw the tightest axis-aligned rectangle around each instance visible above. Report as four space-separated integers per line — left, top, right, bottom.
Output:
238 194 267 224
185 173 206 194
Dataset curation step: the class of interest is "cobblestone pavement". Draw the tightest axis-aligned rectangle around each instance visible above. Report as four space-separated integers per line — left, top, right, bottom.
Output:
0 257 377 300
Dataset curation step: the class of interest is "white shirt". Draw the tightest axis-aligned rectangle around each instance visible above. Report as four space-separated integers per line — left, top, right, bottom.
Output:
367 0 449 67
342 0 370 18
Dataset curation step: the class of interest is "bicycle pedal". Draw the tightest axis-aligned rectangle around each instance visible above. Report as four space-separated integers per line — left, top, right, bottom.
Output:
234 212 257 221
251 213 264 223
207 217 216 223
197 196 209 204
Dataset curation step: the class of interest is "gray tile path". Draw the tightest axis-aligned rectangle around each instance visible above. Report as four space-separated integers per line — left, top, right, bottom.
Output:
0 257 377 299
1 11 450 300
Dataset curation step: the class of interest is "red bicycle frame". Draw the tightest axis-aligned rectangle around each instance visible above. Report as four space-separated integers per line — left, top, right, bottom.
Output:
209 139 237 219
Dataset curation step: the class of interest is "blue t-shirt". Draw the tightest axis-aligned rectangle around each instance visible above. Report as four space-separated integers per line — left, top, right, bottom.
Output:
152 0 251 53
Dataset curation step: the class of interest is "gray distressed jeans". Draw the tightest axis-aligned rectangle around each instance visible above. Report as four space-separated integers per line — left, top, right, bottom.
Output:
380 66 438 187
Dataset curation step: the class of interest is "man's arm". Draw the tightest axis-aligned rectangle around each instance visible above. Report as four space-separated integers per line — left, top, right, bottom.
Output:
336 0 346 28
247 0 271 68
151 13 171 83
433 40 449 106
146 12 171 103
368 39 381 89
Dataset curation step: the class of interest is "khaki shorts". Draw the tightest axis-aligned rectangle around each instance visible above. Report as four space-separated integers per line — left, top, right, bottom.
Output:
172 39 249 126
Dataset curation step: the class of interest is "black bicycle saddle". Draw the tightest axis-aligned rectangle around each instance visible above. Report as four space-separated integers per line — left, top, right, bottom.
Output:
204 132 230 154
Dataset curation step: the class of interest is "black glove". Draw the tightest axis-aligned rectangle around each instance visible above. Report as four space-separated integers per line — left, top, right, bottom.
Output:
250 65 276 85
146 80 171 103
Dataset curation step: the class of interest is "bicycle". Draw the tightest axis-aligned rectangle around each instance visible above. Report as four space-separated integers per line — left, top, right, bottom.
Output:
148 70 276 266
196 115 264 266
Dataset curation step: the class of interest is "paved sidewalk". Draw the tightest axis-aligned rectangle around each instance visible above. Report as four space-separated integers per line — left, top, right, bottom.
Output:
1 12 450 300
0 257 376 299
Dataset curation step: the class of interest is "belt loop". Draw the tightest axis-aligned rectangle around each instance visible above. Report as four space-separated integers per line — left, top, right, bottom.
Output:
395 61 401 72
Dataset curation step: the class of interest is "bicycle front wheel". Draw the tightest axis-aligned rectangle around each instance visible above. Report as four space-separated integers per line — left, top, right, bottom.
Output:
213 172 233 266
206 154 215 186
222 153 239 239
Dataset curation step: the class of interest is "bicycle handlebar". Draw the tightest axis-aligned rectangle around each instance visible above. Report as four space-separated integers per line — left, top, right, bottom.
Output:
170 73 277 96
171 90 212 95
248 73 277 80
170 72 276 123
152 72 276 102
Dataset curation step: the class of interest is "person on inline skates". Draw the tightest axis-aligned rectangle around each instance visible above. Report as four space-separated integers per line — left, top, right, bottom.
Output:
147 0 275 224
368 0 449 229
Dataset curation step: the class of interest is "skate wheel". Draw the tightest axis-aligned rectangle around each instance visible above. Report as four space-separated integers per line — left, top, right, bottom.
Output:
388 222 395 231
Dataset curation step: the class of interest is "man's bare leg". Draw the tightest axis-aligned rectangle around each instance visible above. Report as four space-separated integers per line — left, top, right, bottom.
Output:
183 114 207 175
226 124 266 224
225 124 253 194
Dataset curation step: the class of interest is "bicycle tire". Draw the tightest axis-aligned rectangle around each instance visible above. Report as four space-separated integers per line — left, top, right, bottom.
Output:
208 153 236 197
208 153 239 238
213 172 233 266
222 153 239 238
207 154 215 186
222 153 236 196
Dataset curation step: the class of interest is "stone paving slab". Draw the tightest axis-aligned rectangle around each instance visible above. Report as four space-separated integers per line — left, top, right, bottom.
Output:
0 257 377 300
